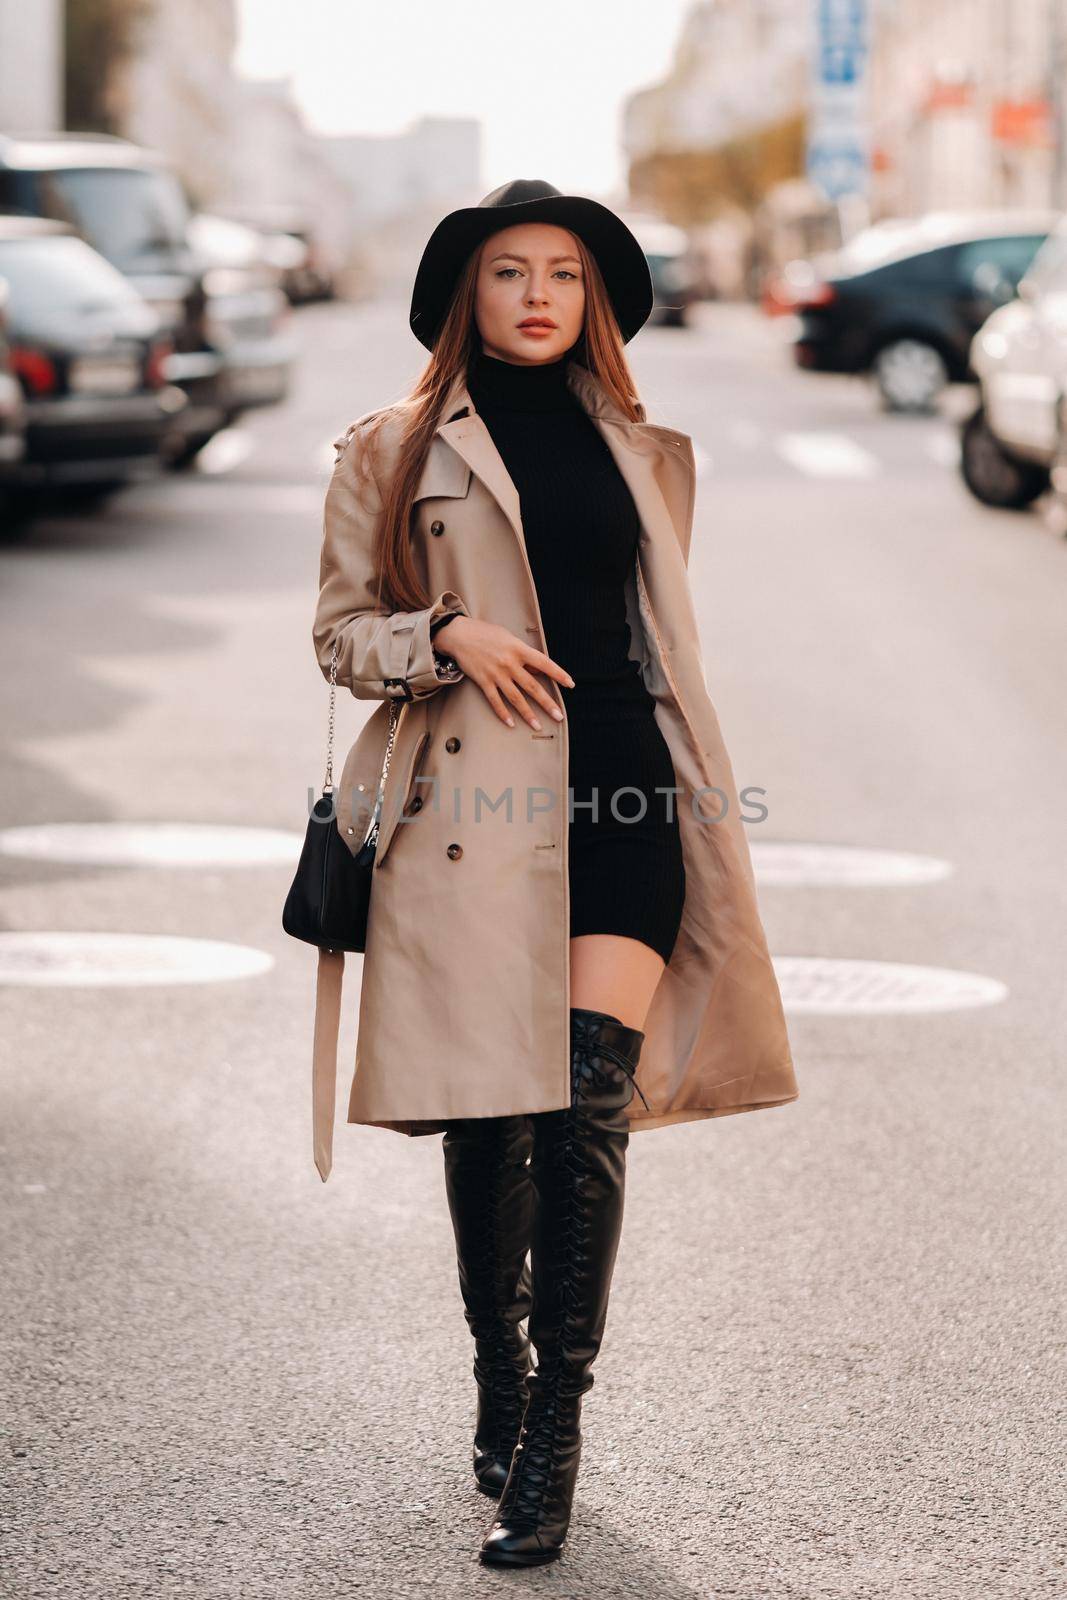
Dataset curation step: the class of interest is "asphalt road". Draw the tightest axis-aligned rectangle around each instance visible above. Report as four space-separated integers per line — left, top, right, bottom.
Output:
1 298 1064 1599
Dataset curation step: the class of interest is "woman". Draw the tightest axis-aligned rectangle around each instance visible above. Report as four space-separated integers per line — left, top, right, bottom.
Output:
311 179 799 1568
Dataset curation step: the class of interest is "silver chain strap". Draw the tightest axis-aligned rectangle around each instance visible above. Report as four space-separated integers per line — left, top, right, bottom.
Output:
326 639 403 849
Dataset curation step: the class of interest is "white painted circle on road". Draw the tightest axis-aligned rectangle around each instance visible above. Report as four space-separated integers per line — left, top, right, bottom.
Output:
774 957 1008 1015
752 843 952 887
0 823 301 868
0 932 274 987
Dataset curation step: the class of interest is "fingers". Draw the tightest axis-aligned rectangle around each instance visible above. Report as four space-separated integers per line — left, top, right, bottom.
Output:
480 679 521 728
466 635 576 730
494 677 556 731
522 646 575 689
511 665 567 724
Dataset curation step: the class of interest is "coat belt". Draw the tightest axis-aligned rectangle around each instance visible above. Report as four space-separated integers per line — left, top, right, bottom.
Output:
312 947 346 1181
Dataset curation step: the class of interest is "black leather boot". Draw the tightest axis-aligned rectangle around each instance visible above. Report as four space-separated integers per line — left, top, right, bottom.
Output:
442 1114 535 1496
479 1007 647 1567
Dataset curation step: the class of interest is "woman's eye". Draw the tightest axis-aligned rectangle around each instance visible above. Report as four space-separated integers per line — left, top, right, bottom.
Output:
494 268 580 281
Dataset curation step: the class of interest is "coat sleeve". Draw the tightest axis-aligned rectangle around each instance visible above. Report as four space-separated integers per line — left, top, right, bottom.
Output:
313 420 472 702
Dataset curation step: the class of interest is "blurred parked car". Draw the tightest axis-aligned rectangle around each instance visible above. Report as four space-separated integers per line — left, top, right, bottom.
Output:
214 202 338 303
962 219 1067 509
184 211 295 412
274 225 336 303
0 216 185 523
764 211 1055 412
0 131 292 464
621 214 698 327
0 275 28 485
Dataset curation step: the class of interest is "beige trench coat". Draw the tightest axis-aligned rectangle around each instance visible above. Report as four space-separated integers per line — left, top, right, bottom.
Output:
307 359 799 1180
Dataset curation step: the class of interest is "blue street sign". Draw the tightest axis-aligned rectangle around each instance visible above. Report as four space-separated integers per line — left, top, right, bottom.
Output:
808 0 871 201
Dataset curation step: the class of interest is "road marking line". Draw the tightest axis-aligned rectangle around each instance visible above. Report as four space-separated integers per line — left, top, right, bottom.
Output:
926 428 961 467
751 842 953 886
125 483 322 514
194 427 255 475
776 432 881 478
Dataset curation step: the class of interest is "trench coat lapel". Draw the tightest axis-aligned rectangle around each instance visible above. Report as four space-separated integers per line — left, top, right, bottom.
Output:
424 362 696 573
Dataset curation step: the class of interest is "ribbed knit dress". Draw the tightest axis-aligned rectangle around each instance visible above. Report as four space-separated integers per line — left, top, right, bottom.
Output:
461 342 686 965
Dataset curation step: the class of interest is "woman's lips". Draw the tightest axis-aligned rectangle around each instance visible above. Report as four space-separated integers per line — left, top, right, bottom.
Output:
518 323 556 337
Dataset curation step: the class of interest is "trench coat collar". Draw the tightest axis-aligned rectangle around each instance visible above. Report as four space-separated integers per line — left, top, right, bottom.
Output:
416 359 694 566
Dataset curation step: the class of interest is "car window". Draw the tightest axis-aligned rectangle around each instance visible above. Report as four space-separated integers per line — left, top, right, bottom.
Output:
0 234 143 316
35 166 190 270
955 235 1046 293
833 222 926 275
886 244 959 283
0 169 24 210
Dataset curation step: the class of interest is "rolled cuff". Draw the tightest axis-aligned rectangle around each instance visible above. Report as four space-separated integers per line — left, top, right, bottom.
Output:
387 589 471 700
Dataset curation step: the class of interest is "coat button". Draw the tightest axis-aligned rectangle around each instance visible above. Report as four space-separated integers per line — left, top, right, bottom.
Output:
409 795 424 813
444 735 461 753
430 519 445 536
446 842 463 860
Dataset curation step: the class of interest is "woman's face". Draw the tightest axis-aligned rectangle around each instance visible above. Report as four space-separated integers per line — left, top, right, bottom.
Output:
474 221 585 365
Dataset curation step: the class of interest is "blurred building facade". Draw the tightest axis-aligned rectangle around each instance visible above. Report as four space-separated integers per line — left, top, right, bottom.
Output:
221 77 354 284
315 116 482 297
869 0 1065 215
117 0 241 208
0 0 63 133
626 0 1067 222
107 2 480 296
623 0 807 223
623 0 1067 293
0 0 481 299
320 118 481 227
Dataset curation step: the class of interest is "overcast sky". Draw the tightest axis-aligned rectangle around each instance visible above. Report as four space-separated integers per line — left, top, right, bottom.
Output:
235 0 694 199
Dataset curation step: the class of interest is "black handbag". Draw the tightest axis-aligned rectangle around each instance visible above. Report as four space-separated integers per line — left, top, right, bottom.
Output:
282 640 403 953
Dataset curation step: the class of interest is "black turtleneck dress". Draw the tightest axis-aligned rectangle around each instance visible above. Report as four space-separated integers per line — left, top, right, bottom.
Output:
458 344 686 965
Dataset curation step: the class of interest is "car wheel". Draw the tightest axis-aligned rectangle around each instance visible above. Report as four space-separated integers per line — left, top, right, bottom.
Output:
1049 394 1067 494
164 430 217 470
53 479 127 510
0 489 39 543
873 338 949 413
959 406 1049 510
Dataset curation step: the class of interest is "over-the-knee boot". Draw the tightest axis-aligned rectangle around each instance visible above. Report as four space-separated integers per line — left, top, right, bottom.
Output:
442 1114 535 1495
480 1007 646 1566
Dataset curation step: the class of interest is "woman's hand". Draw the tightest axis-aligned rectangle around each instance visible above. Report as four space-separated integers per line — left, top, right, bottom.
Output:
434 616 574 729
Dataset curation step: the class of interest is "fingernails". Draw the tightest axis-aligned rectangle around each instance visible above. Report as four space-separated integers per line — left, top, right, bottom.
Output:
505 715 515 726
551 707 563 720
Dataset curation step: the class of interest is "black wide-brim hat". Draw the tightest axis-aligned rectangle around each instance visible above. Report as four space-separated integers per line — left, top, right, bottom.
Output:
409 178 654 352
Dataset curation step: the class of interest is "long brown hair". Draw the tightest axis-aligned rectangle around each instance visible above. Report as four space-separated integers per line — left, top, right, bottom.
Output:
351 230 644 615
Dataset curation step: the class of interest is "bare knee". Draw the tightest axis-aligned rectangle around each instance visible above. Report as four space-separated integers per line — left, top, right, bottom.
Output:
569 934 665 1031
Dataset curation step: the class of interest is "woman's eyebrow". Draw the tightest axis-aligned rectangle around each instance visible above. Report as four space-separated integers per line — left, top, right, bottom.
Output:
489 252 582 265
